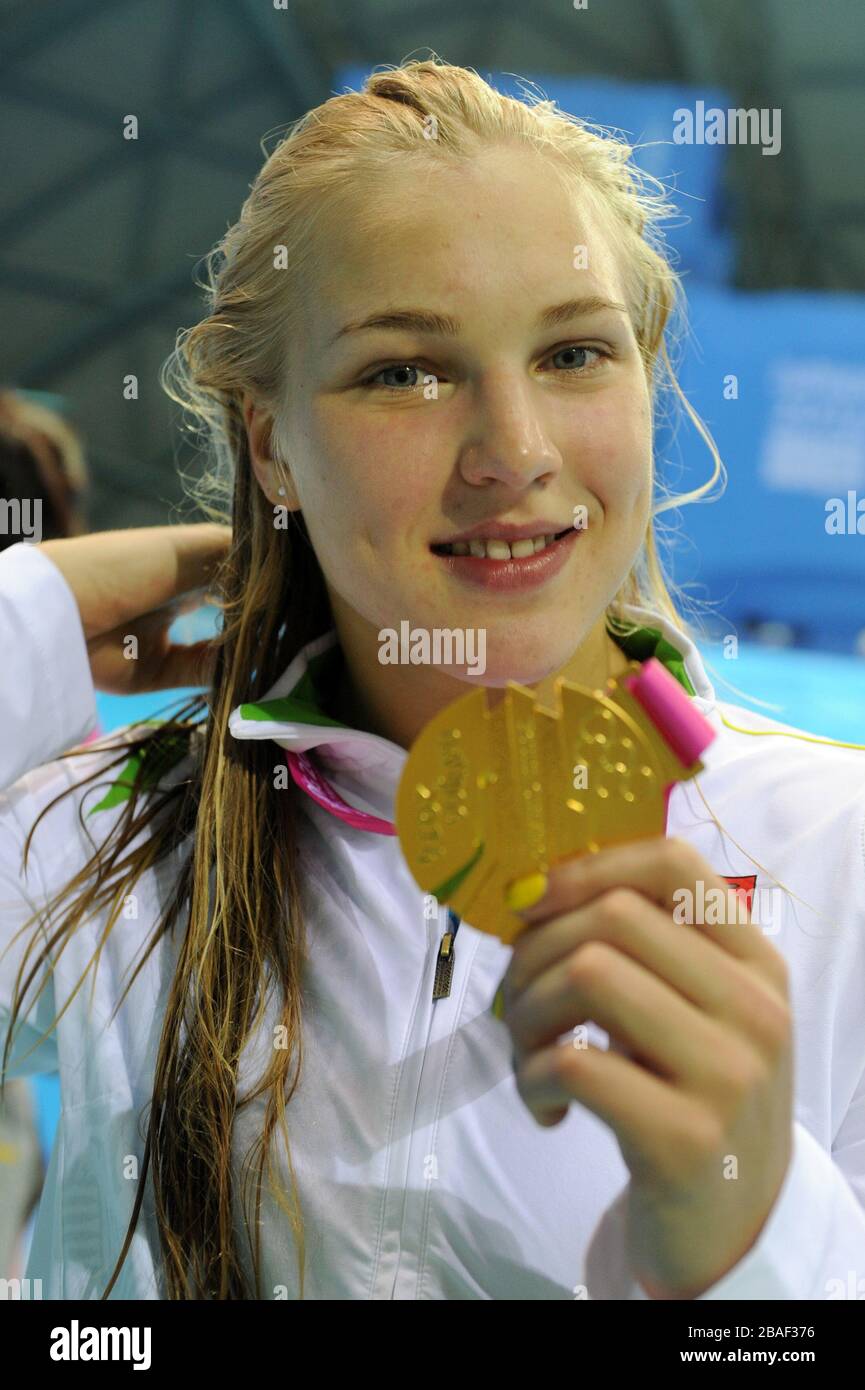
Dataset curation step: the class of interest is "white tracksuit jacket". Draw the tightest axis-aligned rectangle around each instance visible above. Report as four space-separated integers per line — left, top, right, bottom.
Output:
2 539 865 1301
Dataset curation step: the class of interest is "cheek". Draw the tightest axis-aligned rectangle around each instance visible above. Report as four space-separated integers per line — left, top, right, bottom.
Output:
570 388 652 502
317 405 439 525
296 408 434 558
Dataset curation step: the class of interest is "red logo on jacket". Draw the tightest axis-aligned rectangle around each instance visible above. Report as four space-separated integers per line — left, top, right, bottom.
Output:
720 874 757 914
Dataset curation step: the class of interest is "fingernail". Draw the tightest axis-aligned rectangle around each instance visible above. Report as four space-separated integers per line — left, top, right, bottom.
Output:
504 871 548 913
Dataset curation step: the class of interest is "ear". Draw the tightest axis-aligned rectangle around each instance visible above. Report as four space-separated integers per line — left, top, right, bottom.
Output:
242 392 301 510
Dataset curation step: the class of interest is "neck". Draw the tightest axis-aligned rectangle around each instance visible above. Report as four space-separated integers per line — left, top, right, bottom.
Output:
324 612 633 752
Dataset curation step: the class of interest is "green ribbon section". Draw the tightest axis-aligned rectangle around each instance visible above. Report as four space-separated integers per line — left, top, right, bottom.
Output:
87 724 192 815
238 645 347 728
607 623 696 696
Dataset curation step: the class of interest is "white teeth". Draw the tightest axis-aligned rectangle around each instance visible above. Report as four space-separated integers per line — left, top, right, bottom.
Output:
440 532 563 559
510 538 536 558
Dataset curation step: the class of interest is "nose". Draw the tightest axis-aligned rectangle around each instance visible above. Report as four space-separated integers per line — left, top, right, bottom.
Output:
459 376 562 489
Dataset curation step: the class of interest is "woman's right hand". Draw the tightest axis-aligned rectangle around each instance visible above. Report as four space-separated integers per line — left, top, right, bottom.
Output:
37 523 231 693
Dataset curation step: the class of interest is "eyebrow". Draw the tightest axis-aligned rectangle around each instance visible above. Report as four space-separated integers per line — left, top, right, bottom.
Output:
328 295 629 345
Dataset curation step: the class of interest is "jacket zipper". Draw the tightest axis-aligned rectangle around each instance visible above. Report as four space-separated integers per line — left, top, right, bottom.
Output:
432 909 461 1000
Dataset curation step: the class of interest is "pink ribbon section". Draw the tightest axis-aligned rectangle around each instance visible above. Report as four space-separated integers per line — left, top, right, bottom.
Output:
283 748 398 835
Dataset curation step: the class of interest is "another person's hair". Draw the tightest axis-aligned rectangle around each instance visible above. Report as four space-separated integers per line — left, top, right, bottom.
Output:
0 391 88 549
3 57 727 1299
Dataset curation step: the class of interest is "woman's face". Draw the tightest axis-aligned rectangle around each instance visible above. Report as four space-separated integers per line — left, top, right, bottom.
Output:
248 145 653 699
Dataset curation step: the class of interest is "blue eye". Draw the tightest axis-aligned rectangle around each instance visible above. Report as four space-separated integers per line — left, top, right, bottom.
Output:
365 364 424 391
361 345 610 392
550 345 605 372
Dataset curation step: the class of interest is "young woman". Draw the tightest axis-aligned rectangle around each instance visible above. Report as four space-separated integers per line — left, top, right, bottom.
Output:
2 58 864 1302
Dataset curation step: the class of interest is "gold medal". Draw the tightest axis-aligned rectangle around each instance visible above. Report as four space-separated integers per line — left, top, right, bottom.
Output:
395 657 716 943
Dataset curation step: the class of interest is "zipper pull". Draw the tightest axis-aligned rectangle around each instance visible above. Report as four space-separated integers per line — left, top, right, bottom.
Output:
432 910 460 1000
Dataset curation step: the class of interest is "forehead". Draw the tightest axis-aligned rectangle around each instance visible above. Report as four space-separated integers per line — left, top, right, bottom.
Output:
298 146 629 344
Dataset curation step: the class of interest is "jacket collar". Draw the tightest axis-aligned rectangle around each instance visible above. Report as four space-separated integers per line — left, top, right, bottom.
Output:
90 608 717 823
227 604 717 776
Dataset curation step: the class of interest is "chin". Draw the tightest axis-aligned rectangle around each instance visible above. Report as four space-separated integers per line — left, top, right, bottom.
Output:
490 636 577 685
447 655 562 691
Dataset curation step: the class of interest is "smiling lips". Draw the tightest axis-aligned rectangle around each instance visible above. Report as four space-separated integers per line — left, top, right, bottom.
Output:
432 529 571 560
430 525 582 592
